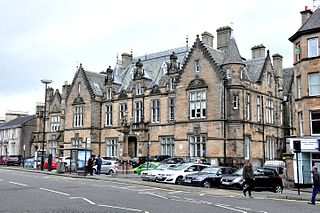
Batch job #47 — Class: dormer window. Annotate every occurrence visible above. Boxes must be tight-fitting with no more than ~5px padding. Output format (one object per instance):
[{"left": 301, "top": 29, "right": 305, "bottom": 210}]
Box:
[
  {"left": 106, "top": 87, "right": 112, "bottom": 100},
  {"left": 135, "top": 83, "right": 143, "bottom": 95},
  {"left": 194, "top": 59, "right": 200, "bottom": 73},
  {"left": 170, "top": 77, "right": 177, "bottom": 90},
  {"left": 308, "top": 37, "right": 319, "bottom": 58}
]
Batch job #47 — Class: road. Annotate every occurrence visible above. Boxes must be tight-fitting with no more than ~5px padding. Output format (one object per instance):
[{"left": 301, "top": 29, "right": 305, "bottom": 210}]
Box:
[{"left": 0, "top": 169, "right": 317, "bottom": 213}]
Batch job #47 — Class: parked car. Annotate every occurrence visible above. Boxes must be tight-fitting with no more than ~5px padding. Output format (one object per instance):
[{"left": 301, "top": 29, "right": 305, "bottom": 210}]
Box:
[
  {"left": 151, "top": 155, "right": 170, "bottom": 162},
  {"left": 220, "top": 167, "right": 283, "bottom": 193},
  {"left": 44, "top": 157, "right": 60, "bottom": 169},
  {"left": 161, "top": 157, "right": 184, "bottom": 164},
  {"left": 6, "top": 155, "right": 22, "bottom": 166},
  {"left": 0, "top": 156, "right": 7, "bottom": 165},
  {"left": 93, "top": 159, "right": 119, "bottom": 175},
  {"left": 141, "top": 164, "right": 177, "bottom": 181},
  {"left": 130, "top": 156, "right": 149, "bottom": 168},
  {"left": 182, "top": 166, "right": 236, "bottom": 188},
  {"left": 156, "top": 163, "right": 209, "bottom": 184},
  {"left": 133, "top": 162, "right": 161, "bottom": 175}
]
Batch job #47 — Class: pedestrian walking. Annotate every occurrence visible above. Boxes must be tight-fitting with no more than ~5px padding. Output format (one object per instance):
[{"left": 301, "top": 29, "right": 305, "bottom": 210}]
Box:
[
  {"left": 96, "top": 155, "right": 102, "bottom": 175},
  {"left": 243, "top": 159, "right": 254, "bottom": 198},
  {"left": 308, "top": 166, "right": 320, "bottom": 205},
  {"left": 87, "top": 157, "right": 94, "bottom": 176}
]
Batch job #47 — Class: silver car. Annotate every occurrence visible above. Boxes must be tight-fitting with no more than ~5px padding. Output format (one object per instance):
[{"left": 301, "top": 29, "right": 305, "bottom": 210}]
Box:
[{"left": 93, "top": 159, "right": 119, "bottom": 175}]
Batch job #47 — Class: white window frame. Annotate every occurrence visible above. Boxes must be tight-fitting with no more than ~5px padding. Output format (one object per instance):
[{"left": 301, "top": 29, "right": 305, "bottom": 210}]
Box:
[
  {"left": 266, "top": 138, "right": 275, "bottom": 160},
  {"left": 257, "top": 96, "right": 261, "bottom": 122},
  {"left": 245, "top": 94, "right": 251, "bottom": 120},
  {"left": 310, "top": 110, "right": 320, "bottom": 135},
  {"left": 189, "top": 135, "right": 206, "bottom": 158},
  {"left": 134, "top": 101, "right": 142, "bottom": 123},
  {"left": 151, "top": 99, "right": 160, "bottom": 124},
  {"left": 297, "top": 76, "right": 302, "bottom": 99},
  {"left": 170, "top": 77, "right": 176, "bottom": 90},
  {"left": 106, "top": 139, "right": 118, "bottom": 157},
  {"left": 266, "top": 99, "right": 274, "bottom": 124},
  {"left": 106, "top": 87, "right": 112, "bottom": 100},
  {"left": 298, "top": 111, "right": 304, "bottom": 136},
  {"left": 72, "top": 138, "right": 83, "bottom": 148},
  {"left": 189, "top": 91, "right": 206, "bottom": 119},
  {"left": 168, "top": 98, "right": 175, "bottom": 122},
  {"left": 119, "top": 103, "right": 127, "bottom": 122},
  {"left": 308, "top": 72, "right": 320, "bottom": 96},
  {"left": 295, "top": 43, "right": 301, "bottom": 62},
  {"left": 50, "top": 116, "right": 60, "bottom": 132},
  {"left": 308, "top": 37, "right": 318, "bottom": 58},
  {"left": 73, "top": 106, "right": 83, "bottom": 127},
  {"left": 160, "top": 137, "right": 174, "bottom": 156},
  {"left": 244, "top": 136, "right": 250, "bottom": 160},
  {"left": 135, "top": 83, "right": 143, "bottom": 95},
  {"left": 105, "top": 105, "right": 112, "bottom": 127},
  {"left": 233, "top": 95, "right": 239, "bottom": 110},
  {"left": 194, "top": 59, "right": 200, "bottom": 73}
]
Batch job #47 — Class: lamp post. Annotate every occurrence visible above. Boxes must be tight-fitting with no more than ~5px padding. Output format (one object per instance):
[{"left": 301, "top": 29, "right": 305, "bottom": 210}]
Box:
[{"left": 40, "top": 79, "right": 52, "bottom": 171}]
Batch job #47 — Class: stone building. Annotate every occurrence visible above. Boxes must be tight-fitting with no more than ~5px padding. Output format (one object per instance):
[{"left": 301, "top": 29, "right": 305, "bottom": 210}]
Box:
[
  {"left": 286, "top": 6, "right": 320, "bottom": 185},
  {"left": 33, "top": 26, "right": 291, "bottom": 167}
]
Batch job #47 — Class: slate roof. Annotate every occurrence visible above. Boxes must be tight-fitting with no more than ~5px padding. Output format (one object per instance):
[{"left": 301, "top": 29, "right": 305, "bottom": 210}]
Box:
[
  {"left": 221, "top": 38, "right": 245, "bottom": 65},
  {"left": 0, "top": 115, "right": 36, "bottom": 130},
  {"left": 244, "top": 58, "right": 266, "bottom": 83},
  {"left": 289, "top": 7, "right": 320, "bottom": 41},
  {"left": 283, "top": 67, "right": 294, "bottom": 97}
]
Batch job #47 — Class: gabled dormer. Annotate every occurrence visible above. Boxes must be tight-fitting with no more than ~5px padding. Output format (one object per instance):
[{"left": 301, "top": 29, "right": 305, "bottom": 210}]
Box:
[
  {"left": 166, "top": 52, "right": 181, "bottom": 91},
  {"left": 101, "top": 66, "right": 115, "bottom": 101},
  {"left": 132, "top": 59, "right": 146, "bottom": 96}
]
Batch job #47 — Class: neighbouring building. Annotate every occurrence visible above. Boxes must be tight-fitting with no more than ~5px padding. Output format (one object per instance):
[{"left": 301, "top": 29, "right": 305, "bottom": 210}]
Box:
[
  {"left": 287, "top": 6, "right": 320, "bottom": 185},
  {"left": 33, "top": 26, "right": 292, "bottom": 168},
  {"left": 0, "top": 115, "right": 36, "bottom": 158}
]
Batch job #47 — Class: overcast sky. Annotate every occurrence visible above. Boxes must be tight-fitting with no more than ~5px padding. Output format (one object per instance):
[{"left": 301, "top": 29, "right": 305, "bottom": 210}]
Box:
[{"left": 0, "top": 0, "right": 316, "bottom": 118}]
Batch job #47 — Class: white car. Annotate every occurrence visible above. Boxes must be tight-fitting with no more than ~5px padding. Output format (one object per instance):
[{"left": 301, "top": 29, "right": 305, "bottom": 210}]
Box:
[
  {"left": 141, "top": 164, "right": 177, "bottom": 181},
  {"left": 156, "top": 163, "right": 209, "bottom": 184},
  {"left": 93, "top": 159, "right": 119, "bottom": 175}
]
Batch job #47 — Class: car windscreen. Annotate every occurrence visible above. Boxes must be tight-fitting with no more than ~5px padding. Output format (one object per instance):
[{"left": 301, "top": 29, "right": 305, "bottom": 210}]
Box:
[
  {"left": 155, "top": 164, "right": 170, "bottom": 170},
  {"left": 233, "top": 168, "right": 243, "bottom": 175},
  {"left": 201, "top": 167, "right": 220, "bottom": 174},
  {"left": 171, "top": 164, "right": 189, "bottom": 171}
]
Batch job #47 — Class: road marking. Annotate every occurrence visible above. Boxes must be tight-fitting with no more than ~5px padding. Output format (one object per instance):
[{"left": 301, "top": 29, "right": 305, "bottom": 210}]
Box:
[
  {"left": 139, "top": 191, "right": 168, "bottom": 199},
  {"left": 98, "top": 204, "right": 146, "bottom": 212},
  {"left": 168, "top": 191, "right": 182, "bottom": 194},
  {"left": 0, "top": 179, "right": 3, "bottom": 181},
  {"left": 215, "top": 204, "right": 247, "bottom": 213},
  {"left": 9, "top": 181, "right": 28, "bottom": 187},
  {"left": 70, "top": 197, "right": 95, "bottom": 205},
  {"left": 40, "top": 188, "right": 70, "bottom": 196}
]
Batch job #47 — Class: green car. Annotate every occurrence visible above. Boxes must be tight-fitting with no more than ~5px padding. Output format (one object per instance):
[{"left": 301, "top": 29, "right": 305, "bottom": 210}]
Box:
[{"left": 133, "top": 162, "right": 161, "bottom": 175}]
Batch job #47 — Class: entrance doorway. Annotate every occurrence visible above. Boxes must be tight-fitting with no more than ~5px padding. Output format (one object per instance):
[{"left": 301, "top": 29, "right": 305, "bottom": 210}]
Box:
[{"left": 128, "top": 136, "right": 137, "bottom": 158}]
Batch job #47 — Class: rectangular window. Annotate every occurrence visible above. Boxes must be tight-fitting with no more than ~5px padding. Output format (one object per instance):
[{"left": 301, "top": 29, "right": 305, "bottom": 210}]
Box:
[
  {"left": 194, "top": 59, "right": 200, "bottom": 72},
  {"left": 308, "top": 37, "right": 318, "bottom": 58},
  {"left": 73, "top": 106, "right": 83, "bottom": 127},
  {"left": 279, "top": 103, "right": 283, "bottom": 126},
  {"left": 295, "top": 43, "right": 301, "bottom": 62},
  {"left": 310, "top": 111, "right": 320, "bottom": 135},
  {"left": 106, "top": 139, "right": 117, "bottom": 157},
  {"left": 245, "top": 93, "right": 251, "bottom": 120},
  {"left": 244, "top": 136, "right": 250, "bottom": 160},
  {"left": 151, "top": 99, "right": 160, "bottom": 123},
  {"left": 257, "top": 96, "right": 261, "bottom": 122},
  {"left": 72, "top": 138, "right": 83, "bottom": 148},
  {"left": 78, "top": 82, "right": 81, "bottom": 95},
  {"left": 308, "top": 72, "right": 320, "bottom": 96},
  {"left": 105, "top": 105, "right": 112, "bottom": 126},
  {"left": 298, "top": 111, "right": 304, "bottom": 136},
  {"left": 160, "top": 137, "right": 174, "bottom": 156},
  {"left": 189, "top": 91, "right": 206, "bottom": 119},
  {"left": 226, "top": 69, "right": 232, "bottom": 79},
  {"left": 50, "top": 116, "right": 60, "bottom": 132},
  {"left": 119, "top": 103, "right": 127, "bottom": 122},
  {"left": 135, "top": 83, "right": 143, "bottom": 95},
  {"left": 106, "top": 87, "right": 112, "bottom": 100},
  {"left": 267, "top": 138, "right": 275, "bottom": 160},
  {"left": 168, "top": 98, "right": 175, "bottom": 122},
  {"left": 134, "top": 101, "right": 142, "bottom": 123},
  {"left": 233, "top": 95, "right": 239, "bottom": 110},
  {"left": 266, "top": 99, "right": 274, "bottom": 124},
  {"left": 189, "top": 135, "right": 206, "bottom": 158},
  {"left": 297, "top": 76, "right": 302, "bottom": 98},
  {"left": 170, "top": 77, "right": 177, "bottom": 90}
]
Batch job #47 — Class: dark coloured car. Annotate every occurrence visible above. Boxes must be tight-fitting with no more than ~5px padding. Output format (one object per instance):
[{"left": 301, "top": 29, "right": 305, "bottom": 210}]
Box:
[
  {"left": 220, "top": 167, "right": 283, "bottom": 193},
  {"left": 152, "top": 155, "right": 170, "bottom": 162},
  {"left": 183, "top": 166, "right": 236, "bottom": 188},
  {"left": 161, "top": 157, "right": 184, "bottom": 164},
  {"left": 130, "top": 156, "right": 149, "bottom": 168},
  {"left": 6, "top": 155, "right": 22, "bottom": 166}
]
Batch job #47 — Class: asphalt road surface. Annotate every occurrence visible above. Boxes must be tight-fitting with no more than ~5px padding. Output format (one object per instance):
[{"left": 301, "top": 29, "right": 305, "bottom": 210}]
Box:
[{"left": 0, "top": 169, "right": 318, "bottom": 213}]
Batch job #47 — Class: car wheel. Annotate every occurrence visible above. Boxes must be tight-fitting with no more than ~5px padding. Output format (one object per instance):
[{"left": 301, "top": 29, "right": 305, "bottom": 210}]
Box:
[
  {"left": 108, "top": 170, "right": 115, "bottom": 175},
  {"left": 175, "top": 176, "right": 183, "bottom": 185},
  {"left": 203, "top": 180, "right": 211, "bottom": 188},
  {"left": 274, "top": 185, "right": 283, "bottom": 193}
]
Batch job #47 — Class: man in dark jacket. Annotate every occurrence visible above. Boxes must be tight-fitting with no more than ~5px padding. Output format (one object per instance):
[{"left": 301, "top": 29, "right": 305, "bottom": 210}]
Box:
[
  {"left": 243, "top": 159, "right": 254, "bottom": 198},
  {"left": 308, "top": 166, "right": 320, "bottom": 205}
]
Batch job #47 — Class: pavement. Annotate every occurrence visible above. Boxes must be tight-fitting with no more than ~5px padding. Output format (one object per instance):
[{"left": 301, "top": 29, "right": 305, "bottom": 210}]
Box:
[{"left": 1, "top": 166, "right": 319, "bottom": 204}]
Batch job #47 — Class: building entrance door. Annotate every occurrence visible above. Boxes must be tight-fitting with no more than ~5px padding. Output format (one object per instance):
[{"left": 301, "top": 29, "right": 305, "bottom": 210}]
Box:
[{"left": 128, "top": 136, "right": 137, "bottom": 158}]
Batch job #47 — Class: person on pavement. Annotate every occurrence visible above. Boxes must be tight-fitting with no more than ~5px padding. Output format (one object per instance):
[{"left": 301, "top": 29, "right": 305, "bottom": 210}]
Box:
[
  {"left": 308, "top": 166, "right": 320, "bottom": 205},
  {"left": 96, "top": 155, "right": 102, "bottom": 175},
  {"left": 87, "top": 157, "right": 94, "bottom": 176},
  {"left": 243, "top": 159, "right": 254, "bottom": 198}
]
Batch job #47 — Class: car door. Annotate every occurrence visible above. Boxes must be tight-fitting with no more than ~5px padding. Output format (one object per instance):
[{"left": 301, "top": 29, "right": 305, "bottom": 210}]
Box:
[{"left": 253, "top": 168, "right": 267, "bottom": 189}]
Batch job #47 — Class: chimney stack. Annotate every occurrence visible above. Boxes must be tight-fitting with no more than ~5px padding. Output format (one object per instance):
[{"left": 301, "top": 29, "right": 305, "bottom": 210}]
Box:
[
  {"left": 216, "top": 26, "right": 232, "bottom": 51},
  {"left": 121, "top": 53, "right": 132, "bottom": 69},
  {"left": 251, "top": 44, "right": 266, "bottom": 59},
  {"left": 300, "top": 6, "right": 313, "bottom": 26},
  {"left": 201, "top": 31, "right": 214, "bottom": 48},
  {"left": 272, "top": 53, "right": 283, "bottom": 78}
]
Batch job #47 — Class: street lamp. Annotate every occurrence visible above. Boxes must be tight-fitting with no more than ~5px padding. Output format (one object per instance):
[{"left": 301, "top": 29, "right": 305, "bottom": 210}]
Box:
[{"left": 40, "top": 79, "right": 52, "bottom": 171}]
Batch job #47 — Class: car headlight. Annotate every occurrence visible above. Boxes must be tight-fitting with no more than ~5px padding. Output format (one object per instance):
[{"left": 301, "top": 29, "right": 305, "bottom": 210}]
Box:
[{"left": 233, "top": 177, "right": 243, "bottom": 183}]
